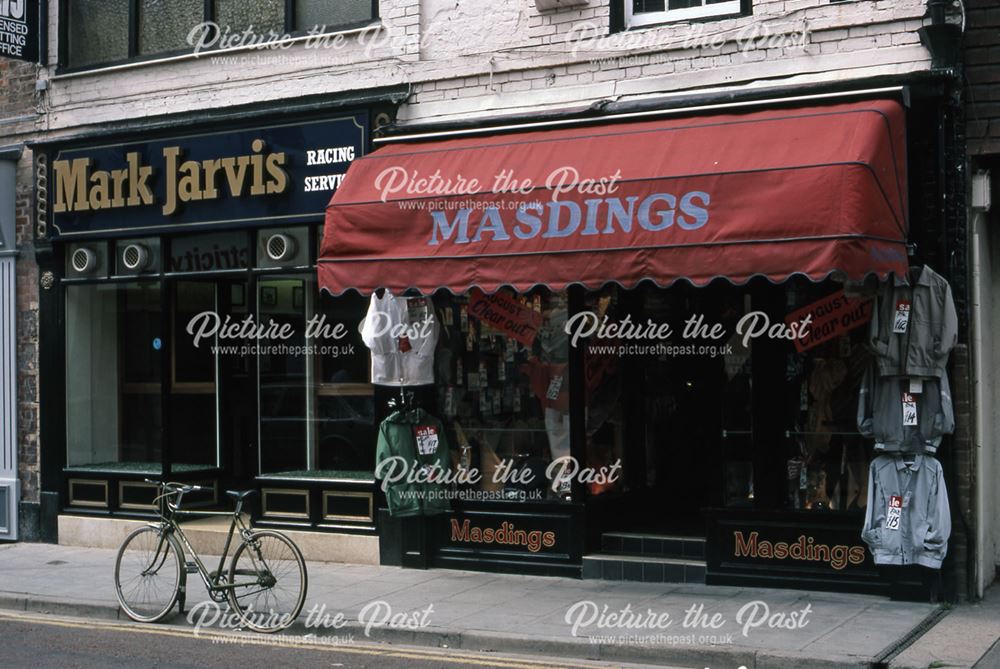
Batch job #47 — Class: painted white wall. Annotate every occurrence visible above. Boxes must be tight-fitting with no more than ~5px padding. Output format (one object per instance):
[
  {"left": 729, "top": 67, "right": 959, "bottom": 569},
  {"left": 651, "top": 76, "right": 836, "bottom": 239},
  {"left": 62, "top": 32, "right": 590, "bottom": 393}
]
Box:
[
  {"left": 419, "top": 0, "right": 531, "bottom": 59},
  {"left": 39, "top": 0, "right": 933, "bottom": 135}
]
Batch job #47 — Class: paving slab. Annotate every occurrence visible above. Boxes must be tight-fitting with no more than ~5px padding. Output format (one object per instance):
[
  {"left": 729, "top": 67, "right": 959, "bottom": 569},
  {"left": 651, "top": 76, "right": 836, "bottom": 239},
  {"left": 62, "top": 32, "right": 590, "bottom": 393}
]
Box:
[
  {"left": 889, "top": 585, "right": 1000, "bottom": 669},
  {"left": 0, "top": 541, "right": 944, "bottom": 668}
]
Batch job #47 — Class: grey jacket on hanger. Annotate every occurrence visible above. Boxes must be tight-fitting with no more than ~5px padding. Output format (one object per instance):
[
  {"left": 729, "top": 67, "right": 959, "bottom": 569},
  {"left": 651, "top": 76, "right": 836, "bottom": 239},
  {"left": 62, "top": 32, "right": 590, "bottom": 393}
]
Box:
[
  {"left": 861, "top": 454, "right": 951, "bottom": 569},
  {"left": 868, "top": 265, "right": 957, "bottom": 379},
  {"left": 857, "top": 365, "right": 954, "bottom": 455}
]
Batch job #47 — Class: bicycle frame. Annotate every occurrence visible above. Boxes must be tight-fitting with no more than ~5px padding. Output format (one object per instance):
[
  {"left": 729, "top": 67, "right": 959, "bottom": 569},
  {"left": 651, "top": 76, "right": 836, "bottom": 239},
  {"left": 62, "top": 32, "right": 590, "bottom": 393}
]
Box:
[
  {"left": 167, "top": 507, "right": 255, "bottom": 594},
  {"left": 143, "top": 486, "right": 272, "bottom": 613}
]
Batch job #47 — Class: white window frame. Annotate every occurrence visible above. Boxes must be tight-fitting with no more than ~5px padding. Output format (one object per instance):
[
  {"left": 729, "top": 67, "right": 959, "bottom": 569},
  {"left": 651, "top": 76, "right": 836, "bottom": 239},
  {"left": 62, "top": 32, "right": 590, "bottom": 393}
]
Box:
[{"left": 625, "top": 0, "right": 743, "bottom": 28}]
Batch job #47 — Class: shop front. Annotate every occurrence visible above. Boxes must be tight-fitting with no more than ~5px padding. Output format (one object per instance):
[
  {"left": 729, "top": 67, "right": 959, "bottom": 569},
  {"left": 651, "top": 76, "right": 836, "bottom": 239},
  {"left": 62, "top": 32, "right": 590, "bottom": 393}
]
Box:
[
  {"left": 319, "top": 96, "right": 957, "bottom": 594},
  {"left": 33, "top": 107, "right": 405, "bottom": 553}
]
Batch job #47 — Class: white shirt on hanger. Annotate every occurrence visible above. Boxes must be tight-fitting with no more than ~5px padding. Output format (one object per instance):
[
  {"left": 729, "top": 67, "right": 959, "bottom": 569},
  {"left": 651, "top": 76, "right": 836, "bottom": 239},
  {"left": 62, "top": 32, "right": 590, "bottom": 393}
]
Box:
[{"left": 360, "top": 290, "right": 439, "bottom": 386}]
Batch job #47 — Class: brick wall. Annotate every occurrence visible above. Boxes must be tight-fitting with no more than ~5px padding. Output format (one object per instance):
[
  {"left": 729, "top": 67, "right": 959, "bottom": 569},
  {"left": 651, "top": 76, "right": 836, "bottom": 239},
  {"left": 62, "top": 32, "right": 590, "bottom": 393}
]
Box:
[
  {"left": 951, "top": 344, "right": 976, "bottom": 600},
  {"left": 0, "top": 59, "right": 40, "bottom": 506},
  {"left": 965, "top": 0, "right": 1000, "bottom": 156},
  {"left": 0, "top": 59, "right": 36, "bottom": 120},
  {"left": 38, "top": 0, "right": 934, "bottom": 133},
  {"left": 14, "top": 153, "right": 38, "bottom": 505}
]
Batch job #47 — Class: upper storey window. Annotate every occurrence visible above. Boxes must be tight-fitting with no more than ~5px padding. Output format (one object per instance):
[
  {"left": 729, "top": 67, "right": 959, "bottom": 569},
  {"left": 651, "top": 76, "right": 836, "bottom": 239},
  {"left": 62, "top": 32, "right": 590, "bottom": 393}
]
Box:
[
  {"left": 62, "top": 0, "right": 377, "bottom": 70},
  {"left": 626, "top": 0, "right": 743, "bottom": 28}
]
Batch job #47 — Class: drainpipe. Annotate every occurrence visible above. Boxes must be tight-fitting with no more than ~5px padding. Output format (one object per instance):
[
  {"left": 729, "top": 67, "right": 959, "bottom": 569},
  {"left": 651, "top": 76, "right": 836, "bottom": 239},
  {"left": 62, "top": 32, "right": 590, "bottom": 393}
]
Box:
[
  {"left": 970, "top": 172, "right": 993, "bottom": 599},
  {"left": 918, "top": 0, "right": 963, "bottom": 70}
]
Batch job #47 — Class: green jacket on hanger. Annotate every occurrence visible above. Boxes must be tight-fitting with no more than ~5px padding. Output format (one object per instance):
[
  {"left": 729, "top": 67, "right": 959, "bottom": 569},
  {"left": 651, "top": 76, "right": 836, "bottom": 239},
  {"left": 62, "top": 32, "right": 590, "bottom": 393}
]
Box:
[{"left": 376, "top": 407, "right": 452, "bottom": 517}]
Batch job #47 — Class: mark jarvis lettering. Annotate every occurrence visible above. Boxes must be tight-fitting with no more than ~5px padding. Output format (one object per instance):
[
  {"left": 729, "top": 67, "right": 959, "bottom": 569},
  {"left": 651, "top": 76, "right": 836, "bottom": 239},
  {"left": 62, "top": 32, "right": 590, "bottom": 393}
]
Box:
[
  {"left": 52, "top": 139, "right": 289, "bottom": 216},
  {"left": 733, "top": 531, "right": 866, "bottom": 571}
]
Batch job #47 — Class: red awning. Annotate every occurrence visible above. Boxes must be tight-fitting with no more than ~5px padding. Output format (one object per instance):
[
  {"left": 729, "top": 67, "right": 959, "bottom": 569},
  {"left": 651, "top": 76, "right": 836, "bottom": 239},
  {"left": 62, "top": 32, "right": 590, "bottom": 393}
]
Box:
[{"left": 319, "top": 100, "right": 908, "bottom": 295}]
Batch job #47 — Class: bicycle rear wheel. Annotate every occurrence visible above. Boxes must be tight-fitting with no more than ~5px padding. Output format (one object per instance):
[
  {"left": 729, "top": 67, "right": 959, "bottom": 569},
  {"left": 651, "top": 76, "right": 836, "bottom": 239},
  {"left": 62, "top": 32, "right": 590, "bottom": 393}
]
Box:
[
  {"left": 115, "top": 525, "right": 183, "bottom": 623},
  {"left": 228, "top": 530, "right": 307, "bottom": 633}
]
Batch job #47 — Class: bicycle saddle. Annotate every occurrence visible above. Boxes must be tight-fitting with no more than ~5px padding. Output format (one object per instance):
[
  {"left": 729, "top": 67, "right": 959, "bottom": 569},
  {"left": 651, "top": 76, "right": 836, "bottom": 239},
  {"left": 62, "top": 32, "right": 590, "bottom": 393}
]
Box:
[{"left": 226, "top": 489, "right": 258, "bottom": 501}]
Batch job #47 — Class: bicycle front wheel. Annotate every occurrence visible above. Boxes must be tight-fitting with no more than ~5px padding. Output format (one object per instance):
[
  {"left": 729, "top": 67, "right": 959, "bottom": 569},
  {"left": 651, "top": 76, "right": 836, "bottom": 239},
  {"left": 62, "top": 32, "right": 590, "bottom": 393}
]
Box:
[
  {"left": 115, "top": 525, "right": 182, "bottom": 623},
  {"left": 228, "top": 530, "right": 307, "bottom": 633}
]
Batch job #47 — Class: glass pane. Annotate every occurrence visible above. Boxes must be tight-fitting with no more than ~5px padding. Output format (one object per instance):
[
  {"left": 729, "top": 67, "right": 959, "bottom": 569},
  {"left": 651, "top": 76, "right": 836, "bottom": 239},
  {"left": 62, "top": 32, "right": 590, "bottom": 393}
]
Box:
[
  {"left": 634, "top": 0, "right": 666, "bottom": 12},
  {"left": 432, "top": 288, "right": 571, "bottom": 503},
  {"left": 295, "top": 0, "right": 373, "bottom": 30},
  {"left": 170, "top": 281, "right": 218, "bottom": 469},
  {"left": 259, "top": 276, "right": 309, "bottom": 474},
  {"left": 139, "top": 0, "right": 204, "bottom": 55},
  {"left": 582, "top": 287, "right": 624, "bottom": 500},
  {"left": 174, "top": 282, "right": 216, "bottom": 384},
  {"left": 66, "top": 283, "right": 163, "bottom": 472},
  {"left": 783, "top": 279, "right": 873, "bottom": 512},
  {"left": 215, "top": 0, "right": 284, "bottom": 35},
  {"left": 68, "top": 0, "right": 129, "bottom": 67},
  {"left": 169, "top": 231, "right": 250, "bottom": 273},
  {"left": 668, "top": 0, "right": 702, "bottom": 9},
  {"left": 316, "top": 290, "right": 375, "bottom": 474}
]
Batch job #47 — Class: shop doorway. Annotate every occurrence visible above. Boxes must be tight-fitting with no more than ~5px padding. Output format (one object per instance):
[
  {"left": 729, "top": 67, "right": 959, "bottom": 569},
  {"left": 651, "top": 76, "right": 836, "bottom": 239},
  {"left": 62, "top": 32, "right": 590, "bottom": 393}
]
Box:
[
  {"left": 585, "top": 282, "right": 755, "bottom": 537},
  {"left": 168, "top": 278, "right": 255, "bottom": 489}
]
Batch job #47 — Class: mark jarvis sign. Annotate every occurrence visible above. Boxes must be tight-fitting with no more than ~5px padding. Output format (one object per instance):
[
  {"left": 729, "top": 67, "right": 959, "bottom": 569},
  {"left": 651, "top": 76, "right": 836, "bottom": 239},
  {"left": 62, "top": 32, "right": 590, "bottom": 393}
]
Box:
[
  {"left": 47, "top": 116, "right": 367, "bottom": 238},
  {"left": 54, "top": 140, "right": 288, "bottom": 216}
]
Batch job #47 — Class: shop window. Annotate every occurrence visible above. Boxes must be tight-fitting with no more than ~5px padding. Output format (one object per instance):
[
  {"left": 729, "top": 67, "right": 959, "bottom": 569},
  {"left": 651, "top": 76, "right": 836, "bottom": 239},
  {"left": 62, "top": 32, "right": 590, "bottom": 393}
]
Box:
[
  {"left": 66, "top": 283, "right": 163, "bottom": 472},
  {"left": 626, "top": 0, "right": 744, "bottom": 28},
  {"left": 258, "top": 277, "right": 375, "bottom": 478},
  {"left": 781, "top": 279, "right": 873, "bottom": 513},
  {"left": 433, "top": 288, "right": 572, "bottom": 504},
  {"left": 61, "top": 0, "right": 378, "bottom": 69}
]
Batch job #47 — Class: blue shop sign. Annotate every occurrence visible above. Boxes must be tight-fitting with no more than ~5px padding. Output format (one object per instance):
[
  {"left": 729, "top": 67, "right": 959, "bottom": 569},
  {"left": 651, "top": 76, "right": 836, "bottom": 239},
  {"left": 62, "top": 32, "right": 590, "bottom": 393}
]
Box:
[{"left": 49, "top": 115, "right": 367, "bottom": 238}]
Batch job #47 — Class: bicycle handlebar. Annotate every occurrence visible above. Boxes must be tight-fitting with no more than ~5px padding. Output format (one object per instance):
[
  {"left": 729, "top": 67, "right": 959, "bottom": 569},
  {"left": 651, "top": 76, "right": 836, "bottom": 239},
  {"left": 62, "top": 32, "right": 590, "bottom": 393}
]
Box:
[
  {"left": 143, "top": 479, "right": 205, "bottom": 494},
  {"left": 144, "top": 480, "right": 206, "bottom": 514}
]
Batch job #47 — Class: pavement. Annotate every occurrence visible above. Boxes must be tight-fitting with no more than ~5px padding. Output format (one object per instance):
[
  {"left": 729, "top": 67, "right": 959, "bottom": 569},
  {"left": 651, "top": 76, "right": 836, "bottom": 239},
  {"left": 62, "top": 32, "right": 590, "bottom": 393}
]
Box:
[
  {"left": 888, "top": 584, "right": 1000, "bottom": 669},
  {"left": 0, "top": 541, "right": 990, "bottom": 669}
]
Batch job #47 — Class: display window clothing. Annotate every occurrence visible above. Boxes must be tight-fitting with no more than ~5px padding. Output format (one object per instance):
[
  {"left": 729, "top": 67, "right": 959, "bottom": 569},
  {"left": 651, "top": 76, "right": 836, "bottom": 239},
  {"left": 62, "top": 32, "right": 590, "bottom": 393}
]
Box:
[
  {"left": 375, "top": 407, "right": 452, "bottom": 517},
  {"left": 519, "top": 359, "right": 569, "bottom": 413},
  {"left": 361, "top": 291, "right": 440, "bottom": 385},
  {"left": 861, "top": 454, "right": 951, "bottom": 569},
  {"left": 867, "top": 265, "right": 957, "bottom": 379},
  {"left": 857, "top": 366, "right": 954, "bottom": 455}
]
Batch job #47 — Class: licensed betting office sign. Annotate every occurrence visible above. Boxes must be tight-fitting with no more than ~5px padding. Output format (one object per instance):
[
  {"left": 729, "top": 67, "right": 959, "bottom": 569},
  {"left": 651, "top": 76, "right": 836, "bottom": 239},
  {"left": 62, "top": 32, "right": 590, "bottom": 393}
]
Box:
[{"left": 0, "top": 0, "right": 40, "bottom": 63}]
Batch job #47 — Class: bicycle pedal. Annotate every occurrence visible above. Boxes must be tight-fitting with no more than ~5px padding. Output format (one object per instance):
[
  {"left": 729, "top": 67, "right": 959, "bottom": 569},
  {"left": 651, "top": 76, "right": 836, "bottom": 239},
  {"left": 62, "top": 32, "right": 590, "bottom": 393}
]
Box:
[{"left": 185, "top": 561, "right": 198, "bottom": 574}]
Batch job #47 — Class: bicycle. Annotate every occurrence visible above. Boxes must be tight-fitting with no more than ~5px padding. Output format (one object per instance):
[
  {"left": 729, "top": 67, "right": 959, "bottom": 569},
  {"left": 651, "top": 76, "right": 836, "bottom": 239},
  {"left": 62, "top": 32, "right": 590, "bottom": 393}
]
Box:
[{"left": 113, "top": 480, "right": 308, "bottom": 633}]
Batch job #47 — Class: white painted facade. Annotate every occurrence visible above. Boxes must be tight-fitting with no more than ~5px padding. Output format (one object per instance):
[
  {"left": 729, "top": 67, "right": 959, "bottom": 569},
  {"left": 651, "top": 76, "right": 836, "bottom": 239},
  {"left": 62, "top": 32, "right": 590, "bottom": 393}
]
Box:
[{"left": 39, "top": 0, "right": 934, "bottom": 135}]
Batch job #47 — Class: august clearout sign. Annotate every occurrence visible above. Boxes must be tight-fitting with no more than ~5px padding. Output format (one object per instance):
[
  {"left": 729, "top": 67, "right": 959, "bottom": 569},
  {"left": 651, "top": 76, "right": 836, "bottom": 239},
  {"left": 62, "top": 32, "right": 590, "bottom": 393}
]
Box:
[{"left": 0, "top": 0, "right": 39, "bottom": 63}]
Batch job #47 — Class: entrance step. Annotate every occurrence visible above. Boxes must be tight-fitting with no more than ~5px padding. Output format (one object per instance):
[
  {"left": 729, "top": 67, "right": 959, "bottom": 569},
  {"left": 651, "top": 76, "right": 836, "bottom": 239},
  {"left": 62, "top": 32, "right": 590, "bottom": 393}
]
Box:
[
  {"left": 581, "top": 553, "right": 707, "bottom": 584},
  {"left": 584, "top": 532, "right": 707, "bottom": 584},
  {"left": 600, "top": 532, "right": 706, "bottom": 560}
]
